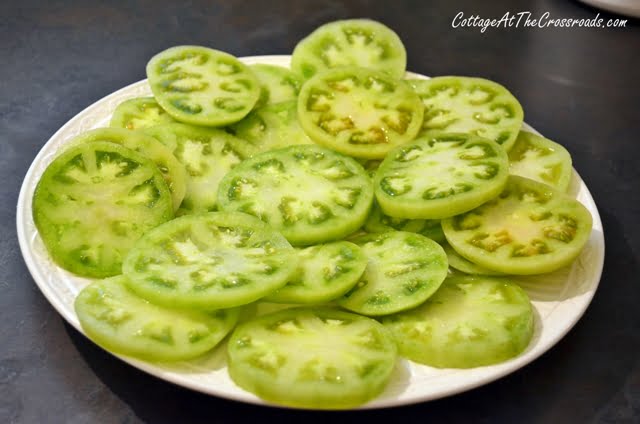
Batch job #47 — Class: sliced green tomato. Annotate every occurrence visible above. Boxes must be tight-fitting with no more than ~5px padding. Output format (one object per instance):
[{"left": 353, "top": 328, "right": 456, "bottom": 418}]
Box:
[
  {"left": 508, "top": 130, "right": 573, "bottom": 192},
  {"left": 374, "top": 133, "right": 509, "bottom": 220},
  {"left": 217, "top": 144, "right": 374, "bottom": 246},
  {"left": 33, "top": 141, "right": 173, "bottom": 278},
  {"left": 365, "top": 201, "right": 445, "bottom": 243},
  {"left": 123, "top": 212, "right": 296, "bottom": 310},
  {"left": 265, "top": 241, "right": 367, "bottom": 304},
  {"left": 144, "top": 123, "right": 251, "bottom": 214},
  {"left": 227, "top": 307, "right": 397, "bottom": 409},
  {"left": 442, "top": 175, "right": 593, "bottom": 275},
  {"left": 146, "top": 46, "right": 260, "bottom": 126},
  {"left": 75, "top": 275, "right": 239, "bottom": 362},
  {"left": 338, "top": 231, "right": 448, "bottom": 316},
  {"left": 443, "top": 243, "right": 505, "bottom": 276},
  {"left": 381, "top": 275, "right": 534, "bottom": 368},
  {"left": 109, "top": 97, "right": 177, "bottom": 130},
  {"left": 250, "top": 64, "right": 303, "bottom": 107},
  {"left": 291, "top": 19, "right": 407, "bottom": 80},
  {"left": 228, "top": 100, "right": 314, "bottom": 156},
  {"left": 297, "top": 66, "right": 424, "bottom": 159},
  {"left": 409, "top": 76, "right": 524, "bottom": 151},
  {"left": 69, "top": 127, "right": 187, "bottom": 211}
]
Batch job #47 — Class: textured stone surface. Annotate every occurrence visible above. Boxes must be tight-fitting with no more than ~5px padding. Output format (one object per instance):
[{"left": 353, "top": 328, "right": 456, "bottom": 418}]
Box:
[{"left": 1, "top": 0, "right": 639, "bottom": 422}]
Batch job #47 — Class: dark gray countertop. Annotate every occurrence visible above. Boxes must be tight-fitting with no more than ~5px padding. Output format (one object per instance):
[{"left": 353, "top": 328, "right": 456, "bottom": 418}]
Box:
[{"left": 1, "top": 0, "right": 639, "bottom": 422}]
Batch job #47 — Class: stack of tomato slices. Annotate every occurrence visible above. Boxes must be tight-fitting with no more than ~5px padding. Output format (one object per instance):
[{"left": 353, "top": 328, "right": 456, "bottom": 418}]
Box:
[{"left": 32, "top": 19, "right": 592, "bottom": 409}]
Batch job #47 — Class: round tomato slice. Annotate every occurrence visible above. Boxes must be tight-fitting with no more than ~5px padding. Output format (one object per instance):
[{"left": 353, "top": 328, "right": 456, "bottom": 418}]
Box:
[
  {"left": 75, "top": 275, "right": 239, "bottom": 362},
  {"left": 146, "top": 46, "right": 260, "bottom": 126},
  {"left": 409, "top": 76, "right": 524, "bottom": 151},
  {"left": 374, "top": 132, "right": 509, "bottom": 219},
  {"left": 227, "top": 307, "right": 397, "bottom": 409},
  {"left": 381, "top": 275, "right": 534, "bottom": 368},
  {"left": 291, "top": 19, "right": 407, "bottom": 80},
  {"left": 250, "top": 64, "right": 303, "bottom": 107},
  {"left": 123, "top": 212, "right": 296, "bottom": 310},
  {"left": 364, "top": 201, "right": 445, "bottom": 243},
  {"left": 297, "top": 66, "right": 424, "bottom": 159},
  {"left": 228, "top": 100, "right": 314, "bottom": 156},
  {"left": 338, "top": 231, "right": 448, "bottom": 316},
  {"left": 69, "top": 127, "right": 187, "bottom": 212},
  {"left": 33, "top": 141, "right": 173, "bottom": 278},
  {"left": 265, "top": 241, "right": 367, "bottom": 304},
  {"left": 109, "top": 97, "right": 177, "bottom": 130},
  {"left": 508, "top": 130, "right": 573, "bottom": 192},
  {"left": 144, "top": 123, "right": 251, "bottom": 214},
  {"left": 442, "top": 175, "right": 593, "bottom": 275},
  {"left": 217, "top": 144, "right": 374, "bottom": 246}
]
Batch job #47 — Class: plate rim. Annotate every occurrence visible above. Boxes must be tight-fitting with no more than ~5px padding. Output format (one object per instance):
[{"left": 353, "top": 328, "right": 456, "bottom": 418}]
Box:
[{"left": 16, "top": 54, "right": 605, "bottom": 410}]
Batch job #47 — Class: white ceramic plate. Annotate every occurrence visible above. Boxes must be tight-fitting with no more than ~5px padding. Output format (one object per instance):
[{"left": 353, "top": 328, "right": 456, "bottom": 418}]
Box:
[{"left": 16, "top": 55, "right": 605, "bottom": 409}]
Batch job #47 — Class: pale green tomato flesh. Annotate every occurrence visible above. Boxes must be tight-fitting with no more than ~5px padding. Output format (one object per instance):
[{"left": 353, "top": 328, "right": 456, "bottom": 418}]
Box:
[
  {"left": 409, "top": 77, "right": 524, "bottom": 151},
  {"left": 297, "top": 66, "right": 424, "bottom": 159},
  {"left": 374, "top": 133, "right": 509, "bottom": 220},
  {"left": 381, "top": 275, "right": 534, "bottom": 368},
  {"left": 442, "top": 175, "right": 593, "bottom": 275},
  {"left": 146, "top": 46, "right": 260, "bottom": 126},
  {"left": 123, "top": 212, "right": 296, "bottom": 310},
  {"left": 291, "top": 19, "right": 407, "bottom": 80},
  {"left": 250, "top": 64, "right": 302, "bottom": 106},
  {"left": 443, "top": 243, "right": 505, "bottom": 276},
  {"left": 109, "top": 97, "right": 177, "bottom": 130},
  {"left": 75, "top": 275, "right": 239, "bottom": 361},
  {"left": 265, "top": 241, "right": 367, "bottom": 304},
  {"left": 145, "top": 123, "right": 251, "bottom": 214},
  {"left": 508, "top": 130, "right": 573, "bottom": 192},
  {"left": 227, "top": 307, "right": 397, "bottom": 409},
  {"left": 228, "top": 100, "right": 314, "bottom": 156},
  {"left": 33, "top": 142, "right": 173, "bottom": 278},
  {"left": 338, "top": 231, "right": 448, "bottom": 316},
  {"left": 365, "top": 201, "right": 445, "bottom": 243},
  {"left": 217, "top": 144, "right": 374, "bottom": 246},
  {"left": 69, "top": 127, "right": 187, "bottom": 212}
]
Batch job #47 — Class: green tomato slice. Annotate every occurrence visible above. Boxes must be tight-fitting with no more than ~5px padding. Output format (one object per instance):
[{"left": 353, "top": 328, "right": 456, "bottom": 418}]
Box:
[
  {"left": 291, "top": 19, "right": 407, "bottom": 80},
  {"left": 33, "top": 141, "right": 173, "bottom": 278},
  {"left": 228, "top": 100, "right": 314, "bottom": 156},
  {"left": 374, "top": 133, "right": 509, "bottom": 219},
  {"left": 109, "top": 97, "right": 177, "bottom": 130},
  {"left": 409, "top": 76, "right": 524, "bottom": 151},
  {"left": 227, "top": 307, "right": 397, "bottom": 409},
  {"left": 146, "top": 46, "right": 260, "bottom": 126},
  {"left": 250, "top": 64, "right": 303, "bottom": 107},
  {"left": 443, "top": 243, "right": 505, "bottom": 276},
  {"left": 442, "top": 175, "right": 593, "bottom": 275},
  {"left": 123, "top": 212, "right": 296, "bottom": 310},
  {"left": 381, "top": 275, "right": 534, "bottom": 368},
  {"left": 75, "top": 275, "right": 239, "bottom": 362},
  {"left": 217, "top": 144, "right": 374, "bottom": 246},
  {"left": 69, "top": 127, "right": 187, "bottom": 212},
  {"left": 338, "top": 231, "right": 448, "bottom": 316},
  {"left": 508, "top": 130, "right": 573, "bottom": 192},
  {"left": 297, "top": 66, "right": 424, "bottom": 159},
  {"left": 265, "top": 241, "right": 367, "bottom": 304},
  {"left": 365, "top": 201, "right": 445, "bottom": 243},
  {"left": 144, "top": 123, "right": 251, "bottom": 214}
]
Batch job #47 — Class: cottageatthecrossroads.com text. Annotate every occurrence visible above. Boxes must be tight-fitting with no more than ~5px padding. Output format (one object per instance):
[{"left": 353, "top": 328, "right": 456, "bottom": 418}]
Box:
[{"left": 452, "top": 11, "right": 627, "bottom": 33}]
